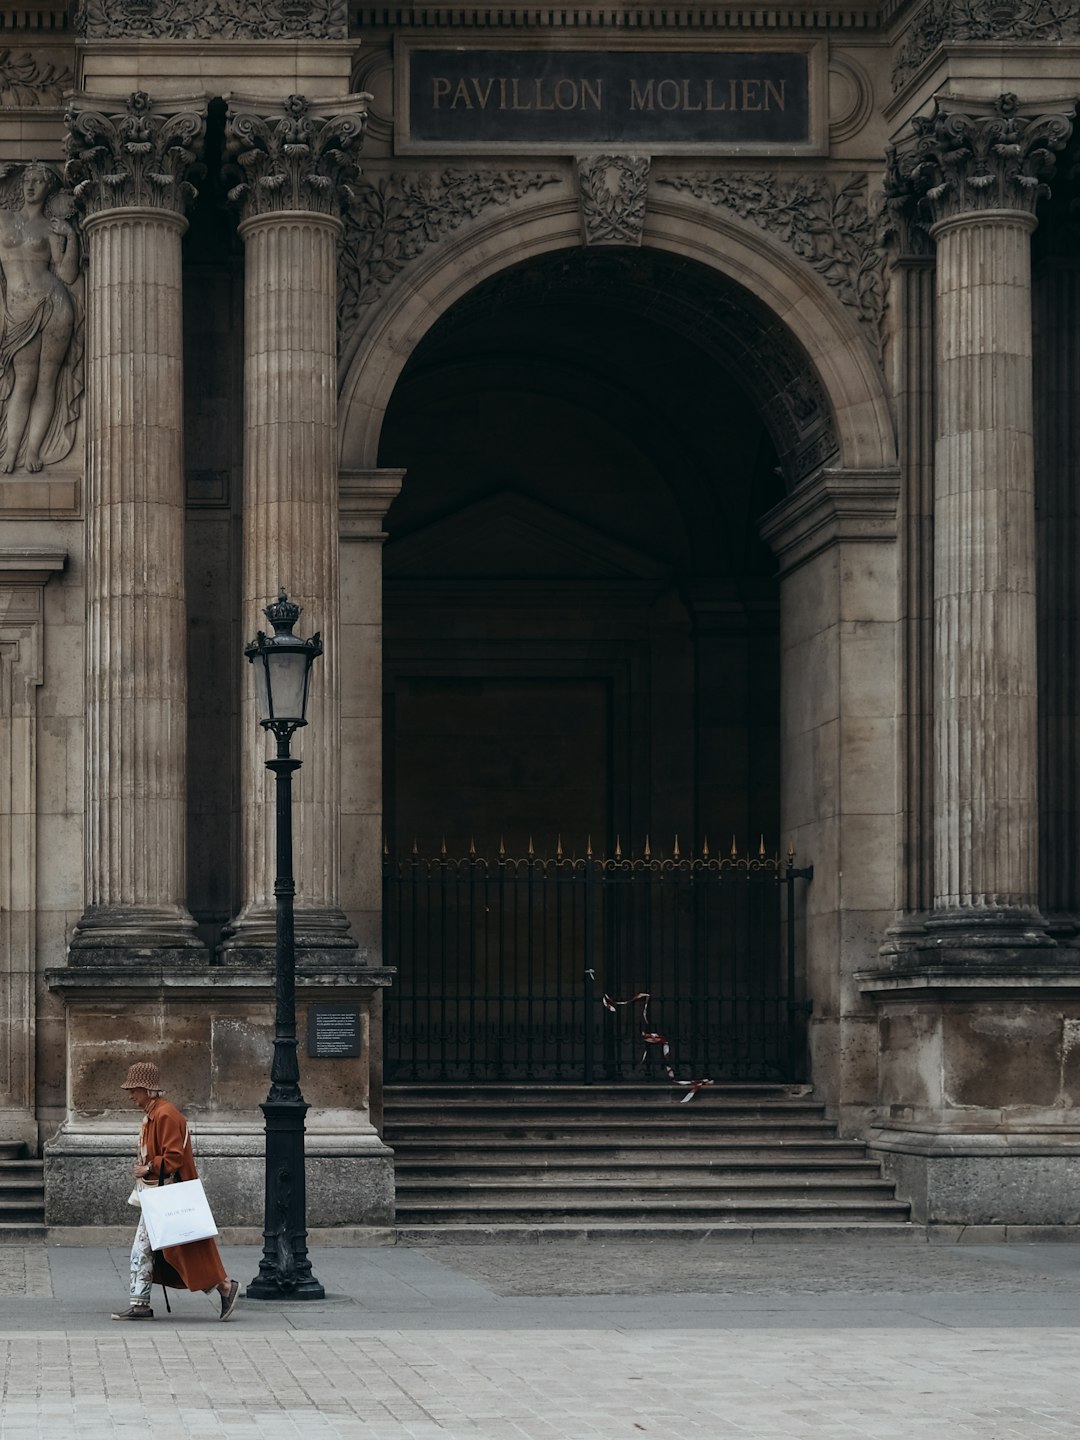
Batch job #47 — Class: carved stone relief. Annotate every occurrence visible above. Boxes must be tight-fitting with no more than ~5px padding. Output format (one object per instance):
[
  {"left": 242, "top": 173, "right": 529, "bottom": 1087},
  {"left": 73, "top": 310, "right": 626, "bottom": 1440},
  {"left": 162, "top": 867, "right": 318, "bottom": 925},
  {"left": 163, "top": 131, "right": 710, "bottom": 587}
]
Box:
[
  {"left": 76, "top": 0, "right": 347, "bottom": 40},
  {"left": 576, "top": 156, "right": 650, "bottom": 246},
  {"left": 0, "top": 163, "right": 83, "bottom": 474},
  {"left": 892, "top": 0, "right": 1080, "bottom": 93},
  {"left": 337, "top": 169, "right": 561, "bottom": 351},
  {"left": 65, "top": 91, "right": 207, "bottom": 217},
  {"left": 224, "top": 93, "right": 369, "bottom": 223},
  {"left": 657, "top": 171, "right": 886, "bottom": 350},
  {"left": 887, "top": 93, "right": 1073, "bottom": 228},
  {"left": 0, "top": 50, "right": 74, "bottom": 108}
]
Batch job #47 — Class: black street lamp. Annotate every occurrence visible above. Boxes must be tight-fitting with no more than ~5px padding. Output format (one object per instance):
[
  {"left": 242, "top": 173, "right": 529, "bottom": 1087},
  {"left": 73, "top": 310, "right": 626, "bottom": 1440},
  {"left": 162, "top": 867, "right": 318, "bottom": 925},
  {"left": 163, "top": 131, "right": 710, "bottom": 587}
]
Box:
[{"left": 244, "top": 590, "right": 325, "bottom": 1301}]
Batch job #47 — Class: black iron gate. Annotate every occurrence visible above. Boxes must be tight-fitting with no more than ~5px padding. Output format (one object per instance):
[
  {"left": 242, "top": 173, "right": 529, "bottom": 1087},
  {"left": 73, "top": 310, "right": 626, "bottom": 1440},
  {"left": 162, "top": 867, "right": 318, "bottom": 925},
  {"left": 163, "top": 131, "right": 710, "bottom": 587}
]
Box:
[{"left": 383, "top": 841, "right": 813, "bottom": 1083}]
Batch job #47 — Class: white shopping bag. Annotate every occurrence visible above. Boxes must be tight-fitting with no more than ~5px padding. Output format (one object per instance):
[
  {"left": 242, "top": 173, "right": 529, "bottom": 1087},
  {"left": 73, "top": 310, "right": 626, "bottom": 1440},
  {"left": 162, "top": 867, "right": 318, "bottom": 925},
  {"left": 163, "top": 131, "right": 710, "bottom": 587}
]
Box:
[{"left": 139, "top": 1177, "right": 219, "bottom": 1251}]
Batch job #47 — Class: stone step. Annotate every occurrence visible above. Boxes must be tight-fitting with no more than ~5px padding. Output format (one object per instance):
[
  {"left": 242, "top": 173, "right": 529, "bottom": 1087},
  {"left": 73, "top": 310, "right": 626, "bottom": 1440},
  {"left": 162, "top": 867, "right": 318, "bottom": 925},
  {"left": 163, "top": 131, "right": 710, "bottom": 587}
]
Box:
[
  {"left": 384, "top": 1083, "right": 911, "bottom": 1235},
  {"left": 394, "top": 1158, "right": 885, "bottom": 1180},
  {"left": 0, "top": 1223, "right": 47, "bottom": 1244},
  {"left": 0, "top": 1177, "right": 47, "bottom": 1193},
  {"left": 396, "top": 1221, "right": 925, "bottom": 1245},
  {"left": 396, "top": 1198, "right": 913, "bottom": 1224},
  {"left": 0, "top": 1142, "right": 28, "bottom": 1161},
  {"left": 386, "top": 1121, "right": 840, "bottom": 1143},
  {"left": 388, "top": 1084, "right": 808, "bottom": 1100},
  {"left": 397, "top": 1180, "right": 900, "bottom": 1203},
  {"left": 390, "top": 1138, "right": 871, "bottom": 1160}
]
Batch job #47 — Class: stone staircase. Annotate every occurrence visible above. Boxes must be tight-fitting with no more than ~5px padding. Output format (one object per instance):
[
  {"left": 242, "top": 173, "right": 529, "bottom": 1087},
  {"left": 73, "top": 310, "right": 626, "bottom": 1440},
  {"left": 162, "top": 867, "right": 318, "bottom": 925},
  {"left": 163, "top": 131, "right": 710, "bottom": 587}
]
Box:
[
  {"left": 0, "top": 1141, "right": 45, "bottom": 1238},
  {"left": 385, "top": 1083, "right": 920, "bottom": 1241}
]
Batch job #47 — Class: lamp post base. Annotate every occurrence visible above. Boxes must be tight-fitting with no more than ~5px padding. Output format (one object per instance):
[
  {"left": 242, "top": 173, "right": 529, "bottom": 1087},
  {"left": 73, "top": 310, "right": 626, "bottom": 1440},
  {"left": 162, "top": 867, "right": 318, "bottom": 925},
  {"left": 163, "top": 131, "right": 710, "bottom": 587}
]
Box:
[{"left": 245, "top": 1097, "right": 325, "bottom": 1301}]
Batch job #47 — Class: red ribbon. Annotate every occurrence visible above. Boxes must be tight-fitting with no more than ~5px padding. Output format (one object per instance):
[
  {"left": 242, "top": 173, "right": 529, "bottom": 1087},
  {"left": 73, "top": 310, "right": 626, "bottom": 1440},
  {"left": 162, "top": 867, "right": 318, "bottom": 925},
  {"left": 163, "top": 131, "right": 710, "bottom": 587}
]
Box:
[{"left": 602, "top": 990, "right": 715, "bottom": 1102}]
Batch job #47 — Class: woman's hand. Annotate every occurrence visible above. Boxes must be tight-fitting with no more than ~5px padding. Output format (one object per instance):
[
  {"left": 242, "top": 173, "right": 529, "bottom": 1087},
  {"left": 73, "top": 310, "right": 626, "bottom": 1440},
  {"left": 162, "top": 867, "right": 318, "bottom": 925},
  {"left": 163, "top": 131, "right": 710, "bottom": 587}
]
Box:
[{"left": 132, "top": 1162, "right": 151, "bottom": 1179}]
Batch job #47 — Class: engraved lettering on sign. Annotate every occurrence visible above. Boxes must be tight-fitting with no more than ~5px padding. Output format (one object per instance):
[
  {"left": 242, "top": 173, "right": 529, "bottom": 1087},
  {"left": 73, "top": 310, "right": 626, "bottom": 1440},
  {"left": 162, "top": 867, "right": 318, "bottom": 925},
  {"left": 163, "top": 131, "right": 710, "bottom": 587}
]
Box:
[{"left": 408, "top": 49, "right": 811, "bottom": 148}]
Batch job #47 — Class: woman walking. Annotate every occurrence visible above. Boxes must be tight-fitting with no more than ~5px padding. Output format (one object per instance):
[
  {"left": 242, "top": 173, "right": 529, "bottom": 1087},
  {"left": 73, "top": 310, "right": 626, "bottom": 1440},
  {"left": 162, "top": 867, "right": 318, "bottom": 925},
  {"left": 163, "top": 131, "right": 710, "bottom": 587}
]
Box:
[{"left": 112, "top": 1061, "right": 241, "bottom": 1322}]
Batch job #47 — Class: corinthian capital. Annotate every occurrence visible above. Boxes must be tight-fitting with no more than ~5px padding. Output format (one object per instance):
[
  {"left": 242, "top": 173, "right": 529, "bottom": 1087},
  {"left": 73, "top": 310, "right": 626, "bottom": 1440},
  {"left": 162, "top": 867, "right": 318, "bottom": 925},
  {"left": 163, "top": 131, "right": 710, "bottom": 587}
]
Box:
[
  {"left": 224, "top": 92, "right": 369, "bottom": 224},
  {"left": 890, "top": 92, "right": 1073, "bottom": 229},
  {"left": 64, "top": 90, "right": 207, "bottom": 218}
]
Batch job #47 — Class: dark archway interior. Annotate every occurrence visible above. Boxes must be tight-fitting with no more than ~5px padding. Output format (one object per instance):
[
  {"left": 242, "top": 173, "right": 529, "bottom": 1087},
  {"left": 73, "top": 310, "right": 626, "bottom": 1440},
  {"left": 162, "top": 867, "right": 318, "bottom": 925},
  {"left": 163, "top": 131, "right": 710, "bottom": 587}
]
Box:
[{"left": 378, "top": 246, "right": 789, "bottom": 862}]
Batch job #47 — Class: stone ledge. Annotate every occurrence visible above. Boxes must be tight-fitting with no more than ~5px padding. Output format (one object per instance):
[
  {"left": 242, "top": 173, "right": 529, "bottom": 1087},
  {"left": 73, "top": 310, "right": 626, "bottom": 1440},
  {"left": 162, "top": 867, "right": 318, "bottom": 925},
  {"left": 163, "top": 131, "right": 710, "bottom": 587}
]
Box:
[
  {"left": 46, "top": 965, "right": 396, "bottom": 994},
  {"left": 857, "top": 963, "right": 1080, "bottom": 996},
  {"left": 868, "top": 1128, "right": 1080, "bottom": 1157}
]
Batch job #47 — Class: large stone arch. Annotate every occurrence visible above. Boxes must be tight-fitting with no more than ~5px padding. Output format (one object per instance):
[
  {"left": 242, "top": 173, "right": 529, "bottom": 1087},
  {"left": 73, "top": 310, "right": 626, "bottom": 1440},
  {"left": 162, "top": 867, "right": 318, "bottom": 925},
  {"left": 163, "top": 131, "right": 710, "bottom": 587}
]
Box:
[
  {"left": 338, "top": 192, "right": 896, "bottom": 476},
  {"left": 337, "top": 188, "right": 901, "bottom": 1130}
]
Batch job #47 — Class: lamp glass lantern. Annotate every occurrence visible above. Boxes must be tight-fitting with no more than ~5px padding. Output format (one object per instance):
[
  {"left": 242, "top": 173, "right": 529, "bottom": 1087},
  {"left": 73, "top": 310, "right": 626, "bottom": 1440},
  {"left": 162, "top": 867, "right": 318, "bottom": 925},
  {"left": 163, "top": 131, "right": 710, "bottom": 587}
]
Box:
[{"left": 245, "top": 591, "right": 323, "bottom": 733}]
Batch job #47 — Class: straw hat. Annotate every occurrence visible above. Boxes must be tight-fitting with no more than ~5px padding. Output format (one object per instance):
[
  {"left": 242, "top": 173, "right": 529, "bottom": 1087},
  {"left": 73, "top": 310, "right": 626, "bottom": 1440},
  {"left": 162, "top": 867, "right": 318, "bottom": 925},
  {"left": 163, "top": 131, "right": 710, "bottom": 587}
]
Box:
[{"left": 120, "top": 1061, "right": 163, "bottom": 1093}]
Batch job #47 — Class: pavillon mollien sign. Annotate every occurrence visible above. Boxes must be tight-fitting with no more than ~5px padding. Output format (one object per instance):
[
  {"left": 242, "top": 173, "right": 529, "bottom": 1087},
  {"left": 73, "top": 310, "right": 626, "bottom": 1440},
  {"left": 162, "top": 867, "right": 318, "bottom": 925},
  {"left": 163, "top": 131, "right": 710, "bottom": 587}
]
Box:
[{"left": 399, "top": 45, "right": 817, "bottom": 153}]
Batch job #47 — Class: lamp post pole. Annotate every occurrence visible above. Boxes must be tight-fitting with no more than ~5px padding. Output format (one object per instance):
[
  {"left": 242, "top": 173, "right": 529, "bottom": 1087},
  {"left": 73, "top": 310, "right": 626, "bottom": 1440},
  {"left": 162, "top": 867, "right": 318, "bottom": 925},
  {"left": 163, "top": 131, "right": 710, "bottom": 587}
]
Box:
[{"left": 245, "top": 593, "right": 325, "bottom": 1301}]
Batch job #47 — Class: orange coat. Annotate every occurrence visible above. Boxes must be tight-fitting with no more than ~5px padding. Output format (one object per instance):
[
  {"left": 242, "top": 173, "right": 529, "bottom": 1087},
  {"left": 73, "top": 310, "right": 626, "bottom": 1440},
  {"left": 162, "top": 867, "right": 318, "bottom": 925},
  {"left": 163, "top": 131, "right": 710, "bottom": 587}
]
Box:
[{"left": 139, "top": 1097, "right": 227, "bottom": 1294}]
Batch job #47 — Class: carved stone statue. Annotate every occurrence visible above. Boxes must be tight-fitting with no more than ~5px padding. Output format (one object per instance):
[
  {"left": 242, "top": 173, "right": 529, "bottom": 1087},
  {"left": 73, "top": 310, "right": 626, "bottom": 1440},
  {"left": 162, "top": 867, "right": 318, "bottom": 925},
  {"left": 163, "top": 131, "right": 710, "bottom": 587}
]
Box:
[{"left": 0, "top": 162, "right": 82, "bottom": 473}]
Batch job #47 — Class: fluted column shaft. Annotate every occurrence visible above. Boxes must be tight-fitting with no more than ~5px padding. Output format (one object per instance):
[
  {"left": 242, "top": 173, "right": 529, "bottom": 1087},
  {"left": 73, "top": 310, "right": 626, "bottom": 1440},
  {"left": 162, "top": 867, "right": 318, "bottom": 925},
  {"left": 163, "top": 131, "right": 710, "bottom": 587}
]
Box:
[
  {"left": 72, "top": 207, "right": 202, "bottom": 955},
  {"left": 931, "top": 208, "right": 1041, "bottom": 918},
  {"left": 1035, "top": 259, "right": 1080, "bottom": 929},
  {"left": 229, "top": 210, "right": 352, "bottom": 953}
]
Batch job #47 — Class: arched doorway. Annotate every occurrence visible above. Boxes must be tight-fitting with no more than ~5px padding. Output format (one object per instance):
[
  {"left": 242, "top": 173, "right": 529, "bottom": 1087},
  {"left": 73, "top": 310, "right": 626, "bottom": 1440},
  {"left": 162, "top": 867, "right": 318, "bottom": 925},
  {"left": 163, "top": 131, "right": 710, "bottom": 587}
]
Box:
[{"left": 375, "top": 246, "right": 825, "bottom": 1081}]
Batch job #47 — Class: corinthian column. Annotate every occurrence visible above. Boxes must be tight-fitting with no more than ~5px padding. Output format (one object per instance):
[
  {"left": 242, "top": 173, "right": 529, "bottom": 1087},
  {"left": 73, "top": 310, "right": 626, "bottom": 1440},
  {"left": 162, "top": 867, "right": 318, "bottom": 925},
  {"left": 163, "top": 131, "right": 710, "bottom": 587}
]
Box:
[
  {"left": 900, "top": 93, "right": 1072, "bottom": 947},
  {"left": 221, "top": 93, "right": 369, "bottom": 962},
  {"left": 65, "top": 91, "right": 207, "bottom": 963}
]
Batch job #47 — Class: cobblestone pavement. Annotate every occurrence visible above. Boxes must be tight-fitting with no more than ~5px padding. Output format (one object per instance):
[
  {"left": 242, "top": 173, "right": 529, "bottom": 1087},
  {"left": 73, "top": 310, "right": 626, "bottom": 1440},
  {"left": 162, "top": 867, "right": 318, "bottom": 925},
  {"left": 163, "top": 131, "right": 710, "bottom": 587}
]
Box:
[{"left": 1, "top": 1242, "right": 1080, "bottom": 1437}]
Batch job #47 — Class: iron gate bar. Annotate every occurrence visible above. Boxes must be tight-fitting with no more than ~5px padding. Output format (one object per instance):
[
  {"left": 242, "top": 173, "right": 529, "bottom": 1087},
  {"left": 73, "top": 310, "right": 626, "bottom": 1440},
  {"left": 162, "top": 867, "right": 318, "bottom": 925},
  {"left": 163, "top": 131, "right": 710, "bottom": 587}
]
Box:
[{"left": 383, "top": 840, "right": 813, "bottom": 1084}]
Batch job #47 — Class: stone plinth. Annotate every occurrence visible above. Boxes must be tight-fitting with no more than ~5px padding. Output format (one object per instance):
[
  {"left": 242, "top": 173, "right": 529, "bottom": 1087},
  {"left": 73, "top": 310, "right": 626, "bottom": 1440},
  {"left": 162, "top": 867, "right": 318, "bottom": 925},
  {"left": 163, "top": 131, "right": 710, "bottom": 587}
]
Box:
[
  {"left": 43, "top": 965, "right": 394, "bottom": 1226},
  {"left": 861, "top": 966, "right": 1080, "bottom": 1225}
]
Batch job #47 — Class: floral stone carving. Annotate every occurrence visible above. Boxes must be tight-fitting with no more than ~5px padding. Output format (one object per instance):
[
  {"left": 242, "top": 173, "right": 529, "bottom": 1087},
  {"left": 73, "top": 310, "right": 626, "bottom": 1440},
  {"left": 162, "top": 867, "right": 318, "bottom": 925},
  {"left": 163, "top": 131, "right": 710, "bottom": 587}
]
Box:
[
  {"left": 0, "top": 163, "right": 83, "bottom": 473},
  {"left": 64, "top": 91, "right": 207, "bottom": 217},
  {"left": 338, "top": 169, "right": 561, "bottom": 350},
  {"left": 76, "top": 0, "right": 347, "bottom": 41},
  {"left": 224, "top": 93, "right": 369, "bottom": 222},
  {"left": 657, "top": 171, "right": 886, "bottom": 348},
  {"left": 0, "top": 50, "right": 74, "bottom": 108},
  {"left": 892, "top": 0, "right": 1080, "bottom": 93},
  {"left": 577, "top": 156, "right": 650, "bottom": 246}
]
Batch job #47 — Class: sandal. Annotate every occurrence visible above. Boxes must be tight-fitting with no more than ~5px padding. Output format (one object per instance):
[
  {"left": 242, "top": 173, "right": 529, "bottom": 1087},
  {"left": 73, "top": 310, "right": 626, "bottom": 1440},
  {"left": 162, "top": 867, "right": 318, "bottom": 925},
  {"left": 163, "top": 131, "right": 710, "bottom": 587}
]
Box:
[{"left": 111, "top": 1304, "right": 154, "bottom": 1321}]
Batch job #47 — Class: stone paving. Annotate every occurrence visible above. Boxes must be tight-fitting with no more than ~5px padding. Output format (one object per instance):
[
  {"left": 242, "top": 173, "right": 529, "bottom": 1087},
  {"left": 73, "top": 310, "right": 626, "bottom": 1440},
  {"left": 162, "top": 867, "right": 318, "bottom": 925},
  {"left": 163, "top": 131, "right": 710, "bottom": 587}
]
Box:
[{"left": 1, "top": 1241, "right": 1080, "bottom": 1437}]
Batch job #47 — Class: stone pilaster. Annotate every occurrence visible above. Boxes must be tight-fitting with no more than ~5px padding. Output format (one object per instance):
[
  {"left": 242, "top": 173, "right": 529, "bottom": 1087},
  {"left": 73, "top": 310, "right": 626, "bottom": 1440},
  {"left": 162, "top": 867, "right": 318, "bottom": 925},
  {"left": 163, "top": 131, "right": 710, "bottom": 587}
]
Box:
[
  {"left": 339, "top": 469, "right": 404, "bottom": 958},
  {"left": 0, "top": 548, "right": 66, "bottom": 1144},
  {"left": 897, "top": 94, "right": 1073, "bottom": 949},
  {"left": 221, "top": 93, "right": 369, "bottom": 961},
  {"left": 65, "top": 92, "right": 207, "bottom": 962}
]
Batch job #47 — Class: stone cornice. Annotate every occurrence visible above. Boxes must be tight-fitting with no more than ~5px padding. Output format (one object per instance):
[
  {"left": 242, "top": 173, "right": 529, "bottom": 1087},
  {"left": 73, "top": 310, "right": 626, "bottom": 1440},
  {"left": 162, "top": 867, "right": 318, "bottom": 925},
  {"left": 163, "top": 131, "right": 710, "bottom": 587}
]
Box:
[
  {"left": 887, "top": 93, "right": 1074, "bottom": 230},
  {"left": 339, "top": 468, "right": 406, "bottom": 538},
  {"left": 64, "top": 90, "right": 207, "bottom": 218},
  {"left": 759, "top": 467, "right": 900, "bottom": 575},
  {"left": 0, "top": 546, "right": 67, "bottom": 585},
  {"left": 351, "top": 4, "right": 883, "bottom": 30},
  {"left": 224, "top": 91, "right": 369, "bottom": 223}
]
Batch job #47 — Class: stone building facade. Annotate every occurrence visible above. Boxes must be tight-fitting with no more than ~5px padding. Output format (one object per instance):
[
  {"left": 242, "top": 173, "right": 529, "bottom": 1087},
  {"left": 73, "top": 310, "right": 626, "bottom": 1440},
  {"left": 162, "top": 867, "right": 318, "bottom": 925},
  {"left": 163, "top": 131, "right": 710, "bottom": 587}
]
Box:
[{"left": 4, "top": 0, "right": 1080, "bottom": 1229}]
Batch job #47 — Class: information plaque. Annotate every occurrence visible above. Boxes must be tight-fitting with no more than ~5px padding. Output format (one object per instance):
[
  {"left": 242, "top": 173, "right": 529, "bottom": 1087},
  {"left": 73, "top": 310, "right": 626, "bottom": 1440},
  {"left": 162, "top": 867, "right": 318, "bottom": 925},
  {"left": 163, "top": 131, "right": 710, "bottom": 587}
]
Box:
[
  {"left": 403, "top": 46, "right": 814, "bottom": 152},
  {"left": 307, "top": 1006, "right": 362, "bottom": 1059}
]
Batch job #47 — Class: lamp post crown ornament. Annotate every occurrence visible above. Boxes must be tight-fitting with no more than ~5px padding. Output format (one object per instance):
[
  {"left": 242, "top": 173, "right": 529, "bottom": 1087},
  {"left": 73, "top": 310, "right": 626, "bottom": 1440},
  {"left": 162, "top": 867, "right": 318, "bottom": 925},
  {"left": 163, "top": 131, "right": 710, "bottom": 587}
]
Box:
[
  {"left": 223, "top": 91, "right": 371, "bottom": 222},
  {"left": 886, "top": 91, "right": 1074, "bottom": 232},
  {"left": 64, "top": 89, "right": 207, "bottom": 218}
]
